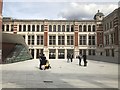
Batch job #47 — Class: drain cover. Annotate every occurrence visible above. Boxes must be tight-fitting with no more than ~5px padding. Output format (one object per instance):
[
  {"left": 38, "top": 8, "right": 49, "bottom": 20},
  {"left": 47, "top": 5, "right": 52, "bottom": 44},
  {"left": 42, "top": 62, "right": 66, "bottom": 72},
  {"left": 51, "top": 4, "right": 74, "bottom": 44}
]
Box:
[{"left": 43, "top": 80, "right": 53, "bottom": 83}]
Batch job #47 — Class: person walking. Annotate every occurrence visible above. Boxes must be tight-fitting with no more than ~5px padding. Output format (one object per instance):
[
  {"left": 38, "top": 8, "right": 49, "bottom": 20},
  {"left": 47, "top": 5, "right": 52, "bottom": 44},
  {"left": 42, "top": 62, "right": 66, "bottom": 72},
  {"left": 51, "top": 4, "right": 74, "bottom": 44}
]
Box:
[
  {"left": 67, "top": 53, "right": 71, "bottom": 63},
  {"left": 70, "top": 53, "right": 73, "bottom": 62},
  {"left": 82, "top": 54, "right": 87, "bottom": 66},
  {"left": 78, "top": 53, "right": 82, "bottom": 66}
]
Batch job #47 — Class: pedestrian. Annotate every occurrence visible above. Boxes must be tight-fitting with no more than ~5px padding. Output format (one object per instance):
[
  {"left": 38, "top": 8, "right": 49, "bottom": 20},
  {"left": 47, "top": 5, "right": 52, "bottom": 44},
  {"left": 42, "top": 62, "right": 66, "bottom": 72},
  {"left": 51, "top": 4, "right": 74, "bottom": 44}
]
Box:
[
  {"left": 39, "top": 54, "right": 47, "bottom": 70},
  {"left": 70, "top": 53, "right": 73, "bottom": 62},
  {"left": 78, "top": 53, "right": 82, "bottom": 66},
  {"left": 67, "top": 53, "right": 71, "bottom": 63},
  {"left": 82, "top": 54, "right": 87, "bottom": 66}
]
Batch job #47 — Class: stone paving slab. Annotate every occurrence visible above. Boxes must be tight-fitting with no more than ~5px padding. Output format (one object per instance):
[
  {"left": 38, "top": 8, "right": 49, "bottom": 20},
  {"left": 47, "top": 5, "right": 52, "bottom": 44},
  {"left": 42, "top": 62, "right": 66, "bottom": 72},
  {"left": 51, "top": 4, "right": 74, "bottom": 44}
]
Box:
[{"left": 1, "top": 59, "right": 119, "bottom": 88}]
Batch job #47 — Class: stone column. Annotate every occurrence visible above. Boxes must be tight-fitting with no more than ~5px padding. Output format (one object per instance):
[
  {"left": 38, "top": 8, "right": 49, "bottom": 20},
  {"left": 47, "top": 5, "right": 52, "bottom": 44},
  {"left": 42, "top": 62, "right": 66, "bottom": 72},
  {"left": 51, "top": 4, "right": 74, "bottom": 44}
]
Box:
[{"left": 34, "top": 49, "right": 36, "bottom": 59}]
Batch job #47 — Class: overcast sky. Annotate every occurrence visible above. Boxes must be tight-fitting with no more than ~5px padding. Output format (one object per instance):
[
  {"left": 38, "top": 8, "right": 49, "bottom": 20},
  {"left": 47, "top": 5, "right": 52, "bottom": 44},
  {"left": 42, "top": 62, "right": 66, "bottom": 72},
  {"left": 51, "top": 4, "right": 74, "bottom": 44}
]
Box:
[{"left": 2, "top": 0, "right": 120, "bottom": 20}]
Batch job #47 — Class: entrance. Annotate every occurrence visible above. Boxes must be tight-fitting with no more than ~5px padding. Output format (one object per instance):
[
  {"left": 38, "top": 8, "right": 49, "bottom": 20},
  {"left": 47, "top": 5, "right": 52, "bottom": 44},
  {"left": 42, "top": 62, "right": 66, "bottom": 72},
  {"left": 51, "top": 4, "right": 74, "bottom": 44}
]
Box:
[{"left": 36, "top": 49, "right": 43, "bottom": 59}]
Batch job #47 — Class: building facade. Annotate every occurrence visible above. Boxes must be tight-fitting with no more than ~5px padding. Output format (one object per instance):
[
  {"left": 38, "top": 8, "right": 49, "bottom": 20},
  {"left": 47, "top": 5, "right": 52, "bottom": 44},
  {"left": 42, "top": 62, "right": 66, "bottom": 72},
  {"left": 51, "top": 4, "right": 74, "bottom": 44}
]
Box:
[
  {"left": 103, "top": 7, "right": 120, "bottom": 60},
  {"left": 2, "top": 7, "right": 120, "bottom": 61}
]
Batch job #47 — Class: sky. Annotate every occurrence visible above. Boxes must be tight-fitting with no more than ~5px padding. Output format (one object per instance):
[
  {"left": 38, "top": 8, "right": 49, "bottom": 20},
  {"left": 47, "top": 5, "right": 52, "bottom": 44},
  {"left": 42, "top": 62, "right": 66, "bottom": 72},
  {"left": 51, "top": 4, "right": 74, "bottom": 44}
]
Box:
[{"left": 2, "top": 0, "right": 120, "bottom": 20}]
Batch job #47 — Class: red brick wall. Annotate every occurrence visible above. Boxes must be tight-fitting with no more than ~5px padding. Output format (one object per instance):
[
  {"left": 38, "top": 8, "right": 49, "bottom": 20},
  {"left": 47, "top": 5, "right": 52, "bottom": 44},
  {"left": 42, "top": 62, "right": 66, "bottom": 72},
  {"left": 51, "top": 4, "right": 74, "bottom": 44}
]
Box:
[
  {"left": 44, "top": 23, "right": 48, "bottom": 47},
  {"left": 74, "top": 24, "right": 78, "bottom": 47}
]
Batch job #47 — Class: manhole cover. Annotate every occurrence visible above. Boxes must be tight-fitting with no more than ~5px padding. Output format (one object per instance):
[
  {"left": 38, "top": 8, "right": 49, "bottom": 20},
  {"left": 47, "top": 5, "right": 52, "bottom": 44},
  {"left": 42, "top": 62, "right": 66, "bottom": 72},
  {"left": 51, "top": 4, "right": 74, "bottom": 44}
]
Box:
[{"left": 43, "top": 80, "right": 53, "bottom": 83}]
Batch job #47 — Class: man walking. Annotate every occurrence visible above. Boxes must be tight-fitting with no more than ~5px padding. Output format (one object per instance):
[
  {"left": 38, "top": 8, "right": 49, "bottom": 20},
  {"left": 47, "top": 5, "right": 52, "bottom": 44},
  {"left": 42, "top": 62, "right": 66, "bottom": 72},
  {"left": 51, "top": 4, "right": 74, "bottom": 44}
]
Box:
[
  {"left": 78, "top": 53, "right": 82, "bottom": 66},
  {"left": 83, "top": 54, "right": 87, "bottom": 66}
]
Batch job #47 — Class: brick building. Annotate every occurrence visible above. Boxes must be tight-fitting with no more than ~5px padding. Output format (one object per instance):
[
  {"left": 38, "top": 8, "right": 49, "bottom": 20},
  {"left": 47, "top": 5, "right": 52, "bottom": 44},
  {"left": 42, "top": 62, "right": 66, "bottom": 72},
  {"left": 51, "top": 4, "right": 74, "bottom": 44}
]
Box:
[{"left": 1, "top": 1, "right": 120, "bottom": 62}]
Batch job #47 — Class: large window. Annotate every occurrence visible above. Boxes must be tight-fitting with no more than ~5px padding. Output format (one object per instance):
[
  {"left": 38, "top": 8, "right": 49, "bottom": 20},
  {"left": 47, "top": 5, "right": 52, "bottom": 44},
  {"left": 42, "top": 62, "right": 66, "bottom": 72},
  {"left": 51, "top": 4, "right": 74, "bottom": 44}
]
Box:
[
  {"left": 88, "top": 25, "right": 91, "bottom": 32},
  {"left": 105, "top": 49, "right": 110, "bottom": 56},
  {"left": 79, "top": 25, "right": 82, "bottom": 32},
  {"left": 53, "top": 25, "right": 56, "bottom": 32},
  {"left": 88, "top": 49, "right": 96, "bottom": 55},
  {"left": 58, "top": 25, "right": 61, "bottom": 32},
  {"left": 49, "top": 25, "right": 52, "bottom": 32},
  {"left": 79, "top": 35, "right": 86, "bottom": 45},
  {"left": 49, "top": 36, "right": 56, "bottom": 45},
  {"left": 111, "top": 33, "right": 114, "bottom": 44},
  {"left": 23, "top": 25, "right": 26, "bottom": 32},
  {"left": 32, "top": 25, "right": 35, "bottom": 32},
  {"left": 71, "top": 25, "right": 74, "bottom": 32},
  {"left": 83, "top": 25, "right": 86, "bottom": 32},
  {"left": 19, "top": 25, "right": 22, "bottom": 31},
  {"left": 28, "top": 25, "right": 31, "bottom": 32},
  {"left": 11, "top": 25, "right": 14, "bottom": 31},
  {"left": 36, "top": 25, "right": 40, "bottom": 32},
  {"left": 58, "top": 36, "right": 65, "bottom": 45},
  {"left": 49, "top": 49, "right": 56, "bottom": 59},
  {"left": 105, "top": 35, "right": 109, "bottom": 45},
  {"left": 28, "top": 35, "right": 34, "bottom": 45},
  {"left": 37, "top": 35, "right": 43, "bottom": 45},
  {"left": 67, "top": 35, "right": 74, "bottom": 45},
  {"left": 92, "top": 25, "right": 96, "bottom": 32},
  {"left": 62, "top": 25, "right": 65, "bottom": 32},
  {"left": 89, "top": 35, "right": 95, "bottom": 45},
  {"left": 66, "top": 25, "right": 70, "bottom": 32},
  {"left": 58, "top": 49, "right": 65, "bottom": 59},
  {"left": 79, "top": 49, "right": 86, "bottom": 55},
  {"left": 41, "top": 25, "right": 44, "bottom": 32},
  {"left": 6, "top": 25, "right": 9, "bottom": 31}
]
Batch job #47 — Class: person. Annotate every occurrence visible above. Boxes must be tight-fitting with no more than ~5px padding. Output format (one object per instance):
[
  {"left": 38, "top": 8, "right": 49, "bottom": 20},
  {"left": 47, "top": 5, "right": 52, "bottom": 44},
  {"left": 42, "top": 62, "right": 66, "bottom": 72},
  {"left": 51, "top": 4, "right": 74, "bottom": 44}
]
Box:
[
  {"left": 82, "top": 54, "right": 87, "bottom": 66},
  {"left": 44, "top": 60, "right": 51, "bottom": 70},
  {"left": 70, "top": 53, "right": 73, "bottom": 62},
  {"left": 39, "top": 54, "right": 46, "bottom": 70},
  {"left": 67, "top": 53, "right": 71, "bottom": 63},
  {"left": 78, "top": 53, "right": 82, "bottom": 66}
]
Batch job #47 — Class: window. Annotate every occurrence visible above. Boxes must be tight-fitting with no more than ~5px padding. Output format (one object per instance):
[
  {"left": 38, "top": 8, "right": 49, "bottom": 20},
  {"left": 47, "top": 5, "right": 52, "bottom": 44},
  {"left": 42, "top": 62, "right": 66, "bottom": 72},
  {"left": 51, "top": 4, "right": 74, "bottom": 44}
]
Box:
[
  {"left": 58, "top": 49, "right": 65, "bottom": 59},
  {"left": 23, "top": 25, "right": 26, "bottom": 32},
  {"left": 89, "top": 36, "right": 95, "bottom": 45},
  {"left": 58, "top": 25, "right": 61, "bottom": 32},
  {"left": 49, "top": 25, "right": 52, "bottom": 32},
  {"left": 111, "top": 34, "right": 114, "bottom": 44},
  {"left": 58, "top": 36, "right": 65, "bottom": 45},
  {"left": 88, "top": 49, "right": 96, "bottom": 55},
  {"left": 105, "top": 35, "right": 109, "bottom": 45},
  {"left": 2, "top": 25, "right": 4, "bottom": 31},
  {"left": 71, "top": 25, "right": 74, "bottom": 32},
  {"left": 79, "top": 25, "right": 82, "bottom": 32},
  {"left": 28, "top": 25, "right": 31, "bottom": 32},
  {"left": 10, "top": 25, "right": 14, "bottom": 31},
  {"left": 37, "top": 35, "right": 43, "bottom": 45},
  {"left": 53, "top": 25, "right": 56, "bottom": 32},
  {"left": 49, "top": 49, "right": 56, "bottom": 59},
  {"left": 111, "top": 49, "right": 114, "bottom": 57},
  {"left": 32, "top": 25, "right": 35, "bottom": 32},
  {"left": 41, "top": 25, "right": 44, "bottom": 32},
  {"left": 28, "top": 35, "right": 34, "bottom": 45},
  {"left": 36, "top": 25, "right": 40, "bottom": 32},
  {"left": 92, "top": 25, "right": 96, "bottom": 32},
  {"left": 83, "top": 25, "right": 86, "bottom": 32},
  {"left": 67, "top": 35, "right": 74, "bottom": 45},
  {"left": 6, "top": 25, "right": 9, "bottom": 31},
  {"left": 49, "top": 36, "right": 56, "bottom": 45},
  {"left": 79, "top": 49, "right": 86, "bottom": 55},
  {"left": 106, "top": 49, "right": 110, "bottom": 56},
  {"left": 79, "top": 35, "right": 86, "bottom": 45},
  {"left": 66, "top": 25, "right": 70, "bottom": 32},
  {"left": 19, "top": 25, "right": 22, "bottom": 31},
  {"left": 62, "top": 25, "right": 65, "bottom": 32},
  {"left": 88, "top": 25, "right": 91, "bottom": 32}
]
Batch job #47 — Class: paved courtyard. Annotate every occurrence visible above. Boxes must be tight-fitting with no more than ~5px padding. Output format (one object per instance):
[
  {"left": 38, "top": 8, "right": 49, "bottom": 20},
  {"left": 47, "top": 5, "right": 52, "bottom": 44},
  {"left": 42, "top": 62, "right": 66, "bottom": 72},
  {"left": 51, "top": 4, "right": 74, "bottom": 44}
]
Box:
[{"left": 0, "top": 59, "right": 119, "bottom": 88}]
